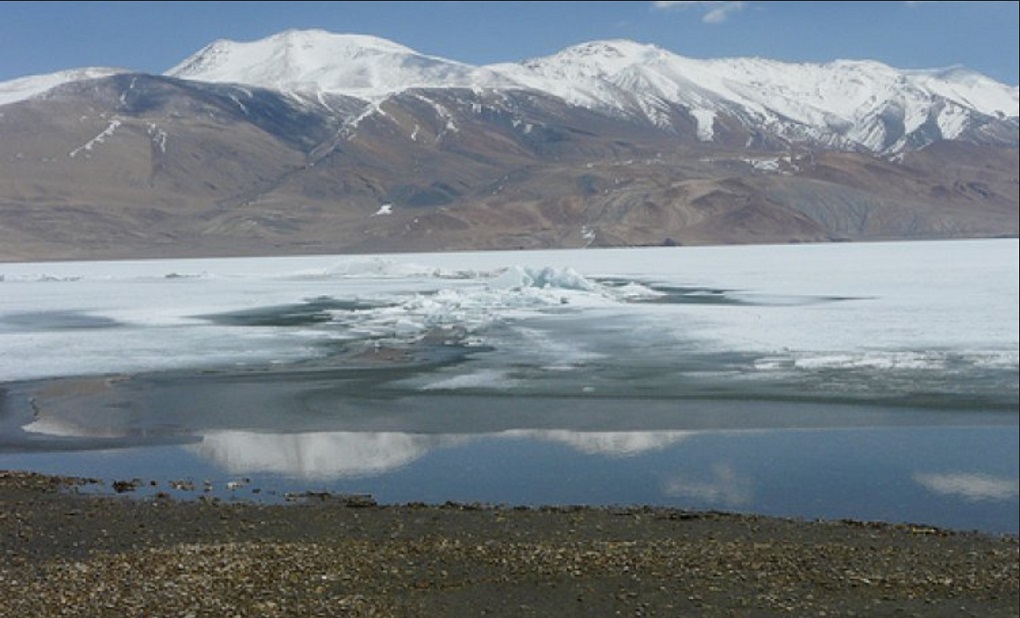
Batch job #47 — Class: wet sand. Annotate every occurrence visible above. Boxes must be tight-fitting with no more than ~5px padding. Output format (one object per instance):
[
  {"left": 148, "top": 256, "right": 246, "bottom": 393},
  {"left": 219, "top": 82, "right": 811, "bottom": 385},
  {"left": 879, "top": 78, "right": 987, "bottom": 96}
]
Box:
[{"left": 1, "top": 471, "right": 1016, "bottom": 616}]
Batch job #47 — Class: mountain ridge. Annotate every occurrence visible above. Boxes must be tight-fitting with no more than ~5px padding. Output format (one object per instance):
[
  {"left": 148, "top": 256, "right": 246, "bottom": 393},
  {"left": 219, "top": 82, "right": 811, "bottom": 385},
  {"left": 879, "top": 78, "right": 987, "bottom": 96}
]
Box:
[
  {"left": 0, "top": 30, "right": 1016, "bottom": 261},
  {"left": 4, "top": 30, "right": 1017, "bottom": 154},
  {"left": 164, "top": 30, "right": 1019, "bottom": 154}
]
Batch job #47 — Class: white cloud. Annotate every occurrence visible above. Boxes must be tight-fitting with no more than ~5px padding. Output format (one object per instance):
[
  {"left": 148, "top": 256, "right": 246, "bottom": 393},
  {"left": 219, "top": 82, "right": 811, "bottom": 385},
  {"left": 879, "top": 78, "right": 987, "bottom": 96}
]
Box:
[
  {"left": 914, "top": 472, "right": 1019, "bottom": 502},
  {"left": 652, "top": 1, "right": 746, "bottom": 23}
]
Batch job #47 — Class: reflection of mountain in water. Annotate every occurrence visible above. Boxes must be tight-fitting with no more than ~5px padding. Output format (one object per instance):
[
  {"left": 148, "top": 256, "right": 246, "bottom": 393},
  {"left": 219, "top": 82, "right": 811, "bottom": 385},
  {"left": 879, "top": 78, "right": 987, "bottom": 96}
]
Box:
[
  {"left": 189, "top": 429, "right": 695, "bottom": 479},
  {"left": 190, "top": 431, "right": 460, "bottom": 478},
  {"left": 502, "top": 429, "right": 693, "bottom": 457}
]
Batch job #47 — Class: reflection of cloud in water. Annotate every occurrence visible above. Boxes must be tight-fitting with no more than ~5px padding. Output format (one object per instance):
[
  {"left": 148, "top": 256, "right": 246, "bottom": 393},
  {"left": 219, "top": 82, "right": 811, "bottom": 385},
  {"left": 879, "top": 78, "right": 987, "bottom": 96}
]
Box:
[
  {"left": 190, "top": 431, "right": 468, "bottom": 479},
  {"left": 662, "top": 463, "right": 752, "bottom": 507},
  {"left": 914, "top": 472, "right": 1019, "bottom": 502},
  {"left": 191, "top": 429, "right": 696, "bottom": 479},
  {"left": 504, "top": 429, "right": 693, "bottom": 457},
  {"left": 23, "top": 417, "right": 127, "bottom": 439},
  {"left": 421, "top": 369, "right": 521, "bottom": 391}
]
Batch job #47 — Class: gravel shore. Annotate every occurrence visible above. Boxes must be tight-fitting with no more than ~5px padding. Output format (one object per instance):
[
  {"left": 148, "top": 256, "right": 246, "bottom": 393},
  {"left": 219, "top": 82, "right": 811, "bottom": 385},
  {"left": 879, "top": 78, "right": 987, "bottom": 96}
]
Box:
[{"left": 1, "top": 470, "right": 1017, "bottom": 616}]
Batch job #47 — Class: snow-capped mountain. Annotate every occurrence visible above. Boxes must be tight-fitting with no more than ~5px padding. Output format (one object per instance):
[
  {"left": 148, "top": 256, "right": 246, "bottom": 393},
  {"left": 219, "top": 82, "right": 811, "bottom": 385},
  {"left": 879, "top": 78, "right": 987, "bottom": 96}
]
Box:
[
  {"left": 156, "top": 30, "right": 1018, "bottom": 154},
  {"left": 3, "top": 30, "right": 1017, "bottom": 153},
  {"left": 493, "top": 40, "right": 1018, "bottom": 152},
  {"left": 166, "top": 29, "right": 518, "bottom": 101},
  {"left": 0, "top": 30, "right": 1016, "bottom": 260}
]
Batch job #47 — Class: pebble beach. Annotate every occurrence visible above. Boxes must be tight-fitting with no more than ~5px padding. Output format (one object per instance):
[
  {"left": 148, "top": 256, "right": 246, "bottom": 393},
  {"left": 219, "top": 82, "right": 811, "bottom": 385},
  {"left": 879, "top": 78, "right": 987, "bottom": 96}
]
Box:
[{"left": 1, "top": 470, "right": 1016, "bottom": 616}]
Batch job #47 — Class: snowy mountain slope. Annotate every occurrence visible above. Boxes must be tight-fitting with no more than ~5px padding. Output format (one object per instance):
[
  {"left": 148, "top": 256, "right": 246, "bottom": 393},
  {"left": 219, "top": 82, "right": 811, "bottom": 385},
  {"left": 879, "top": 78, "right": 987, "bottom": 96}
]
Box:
[
  {"left": 166, "top": 29, "right": 519, "bottom": 101},
  {"left": 490, "top": 40, "right": 1019, "bottom": 153},
  {"left": 159, "top": 31, "right": 1018, "bottom": 153},
  {"left": 0, "top": 67, "right": 128, "bottom": 106}
]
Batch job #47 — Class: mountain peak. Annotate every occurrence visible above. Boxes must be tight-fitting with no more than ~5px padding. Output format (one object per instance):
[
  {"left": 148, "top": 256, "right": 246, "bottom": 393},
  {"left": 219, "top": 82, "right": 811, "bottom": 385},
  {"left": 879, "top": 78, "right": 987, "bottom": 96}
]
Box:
[
  {"left": 556, "top": 39, "right": 665, "bottom": 60},
  {"left": 517, "top": 39, "right": 669, "bottom": 75},
  {"left": 166, "top": 30, "right": 418, "bottom": 90},
  {"left": 266, "top": 29, "right": 416, "bottom": 54},
  {"left": 165, "top": 29, "right": 513, "bottom": 99}
]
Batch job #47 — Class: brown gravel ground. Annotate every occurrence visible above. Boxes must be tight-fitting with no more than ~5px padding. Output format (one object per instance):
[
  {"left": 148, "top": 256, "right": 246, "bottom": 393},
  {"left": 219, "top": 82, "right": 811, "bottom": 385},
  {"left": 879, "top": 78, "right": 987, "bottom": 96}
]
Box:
[{"left": 1, "top": 471, "right": 1017, "bottom": 617}]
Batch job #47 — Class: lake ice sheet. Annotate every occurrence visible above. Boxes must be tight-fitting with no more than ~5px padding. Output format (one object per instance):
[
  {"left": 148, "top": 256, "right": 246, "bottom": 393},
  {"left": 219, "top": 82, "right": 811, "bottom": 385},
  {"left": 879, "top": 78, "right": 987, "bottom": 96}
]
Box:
[{"left": 1, "top": 240, "right": 1017, "bottom": 533}]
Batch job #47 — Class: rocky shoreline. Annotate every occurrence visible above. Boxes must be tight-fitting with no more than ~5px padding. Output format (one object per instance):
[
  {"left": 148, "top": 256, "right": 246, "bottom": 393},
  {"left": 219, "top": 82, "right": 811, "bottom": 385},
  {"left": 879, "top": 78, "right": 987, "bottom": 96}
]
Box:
[{"left": 1, "top": 470, "right": 1017, "bottom": 616}]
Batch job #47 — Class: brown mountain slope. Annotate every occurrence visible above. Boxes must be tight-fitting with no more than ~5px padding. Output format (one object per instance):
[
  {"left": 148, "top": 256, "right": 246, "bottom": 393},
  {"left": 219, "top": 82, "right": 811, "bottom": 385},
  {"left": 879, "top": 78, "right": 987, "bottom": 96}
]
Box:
[{"left": 0, "top": 75, "right": 1016, "bottom": 261}]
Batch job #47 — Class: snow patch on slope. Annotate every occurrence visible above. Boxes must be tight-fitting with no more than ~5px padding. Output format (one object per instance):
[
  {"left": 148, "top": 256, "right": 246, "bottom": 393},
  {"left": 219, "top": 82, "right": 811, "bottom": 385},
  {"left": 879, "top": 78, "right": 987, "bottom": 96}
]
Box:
[
  {"left": 690, "top": 108, "right": 716, "bottom": 141},
  {"left": 147, "top": 123, "right": 168, "bottom": 153},
  {"left": 69, "top": 119, "right": 122, "bottom": 158}
]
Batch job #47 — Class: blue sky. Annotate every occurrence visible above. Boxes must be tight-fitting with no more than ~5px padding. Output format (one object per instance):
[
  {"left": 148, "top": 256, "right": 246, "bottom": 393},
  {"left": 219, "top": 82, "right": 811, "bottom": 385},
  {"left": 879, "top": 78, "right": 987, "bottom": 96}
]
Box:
[{"left": 1, "top": 1, "right": 1017, "bottom": 84}]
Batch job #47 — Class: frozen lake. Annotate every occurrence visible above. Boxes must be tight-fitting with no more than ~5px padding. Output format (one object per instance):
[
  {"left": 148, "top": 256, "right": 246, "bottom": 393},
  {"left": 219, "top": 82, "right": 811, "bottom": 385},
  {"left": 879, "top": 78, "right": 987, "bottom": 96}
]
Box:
[{"left": 1, "top": 239, "right": 1017, "bottom": 533}]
